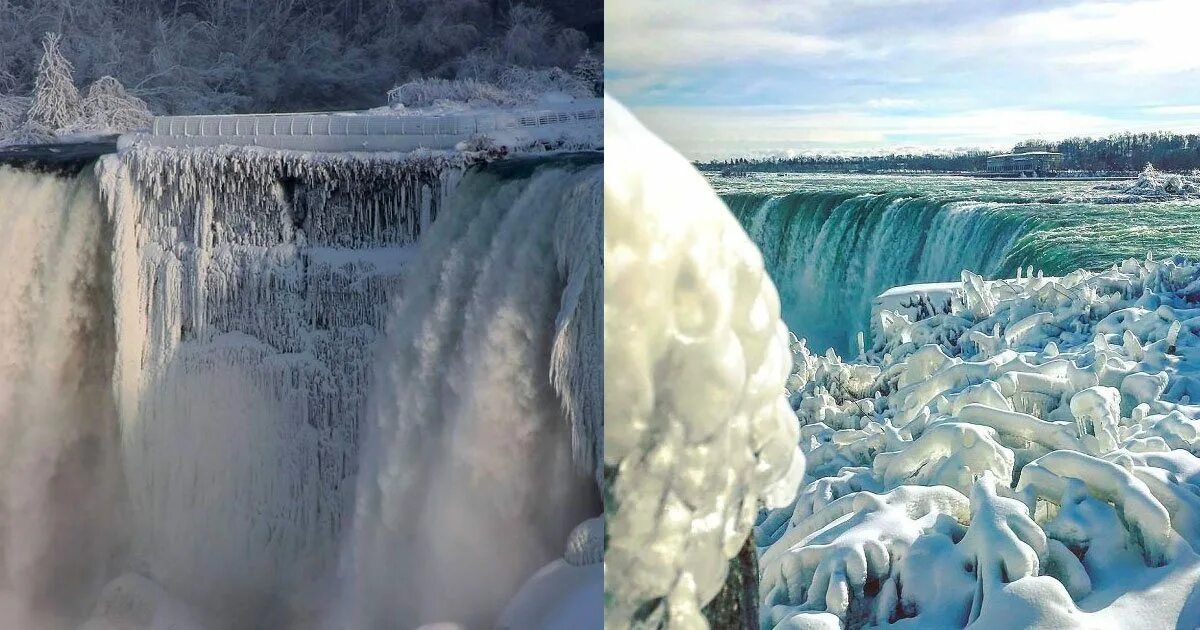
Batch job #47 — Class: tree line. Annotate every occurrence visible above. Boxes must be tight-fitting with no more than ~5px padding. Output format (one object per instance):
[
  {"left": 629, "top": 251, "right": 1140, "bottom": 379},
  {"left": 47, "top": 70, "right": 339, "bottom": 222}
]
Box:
[
  {"left": 0, "top": 0, "right": 602, "bottom": 115},
  {"left": 699, "top": 132, "right": 1200, "bottom": 174}
]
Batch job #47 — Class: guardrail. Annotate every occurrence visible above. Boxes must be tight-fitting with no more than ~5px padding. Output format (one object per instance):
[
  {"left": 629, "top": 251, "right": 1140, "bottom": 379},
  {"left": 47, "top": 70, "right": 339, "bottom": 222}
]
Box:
[
  {"left": 122, "top": 106, "right": 601, "bottom": 152},
  {"left": 147, "top": 108, "right": 602, "bottom": 139}
]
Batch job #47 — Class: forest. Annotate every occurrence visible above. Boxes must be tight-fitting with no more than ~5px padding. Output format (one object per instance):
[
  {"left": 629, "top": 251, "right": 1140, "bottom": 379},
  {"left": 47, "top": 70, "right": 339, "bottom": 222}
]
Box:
[
  {"left": 699, "top": 132, "right": 1200, "bottom": 175},
  {"left": 0, "top": 0, "right": 602, "bottom": 116}
]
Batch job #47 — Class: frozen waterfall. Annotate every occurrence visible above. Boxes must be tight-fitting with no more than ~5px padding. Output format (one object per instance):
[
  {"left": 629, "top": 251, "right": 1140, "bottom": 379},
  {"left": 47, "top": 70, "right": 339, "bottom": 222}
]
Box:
[{"left": 0, "top": 144, "right": 601, "bottom": 630}]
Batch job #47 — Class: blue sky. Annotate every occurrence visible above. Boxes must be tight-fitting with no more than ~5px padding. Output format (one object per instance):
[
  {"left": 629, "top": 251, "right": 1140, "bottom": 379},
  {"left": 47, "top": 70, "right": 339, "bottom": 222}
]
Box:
[{"left": 607, "top": 0, "right": 1200, "bottom": 159}]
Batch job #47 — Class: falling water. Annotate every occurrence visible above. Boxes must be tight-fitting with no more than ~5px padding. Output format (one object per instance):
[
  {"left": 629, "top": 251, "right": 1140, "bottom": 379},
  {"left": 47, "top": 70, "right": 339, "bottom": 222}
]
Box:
[
  {"left": 720, "top": 175, "right": 1200, "bottom": 353},
  {"left": 0, "top": 166, "right": 123, "bottom": 628},
  {"left": 334, "top": 156, "right": 603, "bottom": 629}
]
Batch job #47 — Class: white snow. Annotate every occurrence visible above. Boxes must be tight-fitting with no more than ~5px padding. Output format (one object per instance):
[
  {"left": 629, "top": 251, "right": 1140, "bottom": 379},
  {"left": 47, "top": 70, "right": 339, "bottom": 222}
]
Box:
[
  {"left": 1087, "top": 164, "right": 1200, "bottom": 203},
  {"left": 762, "top": 256, "right": 1200, "bottom": 629},
  {"left": 604, "top": 96, "right": 804, "bottom": 628}
]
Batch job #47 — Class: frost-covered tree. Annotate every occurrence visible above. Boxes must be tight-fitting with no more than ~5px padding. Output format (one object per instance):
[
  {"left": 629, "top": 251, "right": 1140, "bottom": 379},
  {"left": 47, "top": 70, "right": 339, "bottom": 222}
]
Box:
[
  {"left": 75, "top": 75, "right": 152, "bottom": 132},
  {"left": 572, "top": 48, "right": 602, "bottom": 96},
  {"left": 26, "top": 33, "right": 81, "bottom": 131},
  {"left": 0, "top": 96, "right": 29, "bottom": 138},
  {"left": 0, "top": 1, "right": 600, "bottom": 116}
]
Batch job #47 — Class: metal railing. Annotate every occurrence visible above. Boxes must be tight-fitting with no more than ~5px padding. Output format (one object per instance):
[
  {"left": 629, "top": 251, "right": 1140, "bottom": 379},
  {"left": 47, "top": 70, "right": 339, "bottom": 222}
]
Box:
[{"left": 148, "top": 107, "right": 603, "bottom": 139}]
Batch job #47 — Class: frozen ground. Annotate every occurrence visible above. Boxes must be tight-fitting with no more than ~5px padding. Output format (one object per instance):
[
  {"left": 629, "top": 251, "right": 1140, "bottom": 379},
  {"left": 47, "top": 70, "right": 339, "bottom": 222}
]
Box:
[{"left": 760, "top": 257, "right": 1200, "bottom": 629}]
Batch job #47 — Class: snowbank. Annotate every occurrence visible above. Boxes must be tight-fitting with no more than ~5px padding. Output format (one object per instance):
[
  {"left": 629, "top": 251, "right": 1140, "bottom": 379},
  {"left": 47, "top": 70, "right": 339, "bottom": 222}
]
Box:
[
  {"left": 761, "top": 255, "right": 1200, "bottom": 629},
  {"left": 605, "top": 96, "right": 803, "bottom": 627}
]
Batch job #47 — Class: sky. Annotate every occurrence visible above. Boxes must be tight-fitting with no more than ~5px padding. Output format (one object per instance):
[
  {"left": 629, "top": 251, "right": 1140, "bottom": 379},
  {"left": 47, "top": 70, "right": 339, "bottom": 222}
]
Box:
[{"left": 606, "top": 0, "right": 1200, "bottom": 160}]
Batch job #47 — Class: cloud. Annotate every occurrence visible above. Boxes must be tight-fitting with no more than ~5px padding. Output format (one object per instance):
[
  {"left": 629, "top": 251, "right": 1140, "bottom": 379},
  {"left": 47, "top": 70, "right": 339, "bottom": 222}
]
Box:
[
  {"left": 1143, "top": 105, "right": 1200, "bottom": 116},
  {"left": 866, "top": 98, "right": 920, "bottom": 109},
  {"left": 605, "top": 1, "right": 840, "bottom": 69},
  {"left": 631, "top": 104, "right": 1200, "bottom": 160},
  {"left": 607, "top": 0, "right": 1200, "bottom": 153}
]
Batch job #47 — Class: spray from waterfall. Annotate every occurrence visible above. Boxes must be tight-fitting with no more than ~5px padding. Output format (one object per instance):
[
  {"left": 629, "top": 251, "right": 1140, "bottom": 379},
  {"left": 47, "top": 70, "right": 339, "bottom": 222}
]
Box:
[
  {"left": 333, "top": 158, "right": 603, "bottom": 629},
  {"left": 0, "top": 166, "right": 124, "bottom": 629}
]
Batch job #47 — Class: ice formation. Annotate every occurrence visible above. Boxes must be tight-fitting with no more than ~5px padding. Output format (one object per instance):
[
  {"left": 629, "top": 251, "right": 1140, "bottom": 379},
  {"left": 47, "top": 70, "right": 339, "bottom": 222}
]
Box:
[
  {"left": 1091, "top": 164, "right": 1200, "bottom": 202},
  {"left": 93, "top": 145, "right": 467, "bottom": 625},
  {"left": 605, "top": 97, "right": 804, "bottom": 627},
  {"left": 0, "top": 141, "right": 602, "bottom": 628},
  {"left": 761, "top": 257, "right": 1200, "bottom": 629}
]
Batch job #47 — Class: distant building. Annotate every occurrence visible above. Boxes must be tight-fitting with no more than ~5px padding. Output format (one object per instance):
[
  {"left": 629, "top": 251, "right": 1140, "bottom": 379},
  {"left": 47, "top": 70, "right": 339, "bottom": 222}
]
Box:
[{"left": 985, "top": 151, "right": 1064, "bottom": 176}]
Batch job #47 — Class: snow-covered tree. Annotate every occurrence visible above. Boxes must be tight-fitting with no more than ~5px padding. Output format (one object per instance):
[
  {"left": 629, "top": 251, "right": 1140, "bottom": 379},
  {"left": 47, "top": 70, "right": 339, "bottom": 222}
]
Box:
[
  {"left": 572, "top": 49, "right": 603, "bottom": 96},
  {"left": 0, "top": 96, "right": 29, "bottom": 138},
  {"left": 26, "top": 33, "right": 81, "bottom": 131},
  {"left": 75, "top": 76, "right": 152, "bottom": 132}
]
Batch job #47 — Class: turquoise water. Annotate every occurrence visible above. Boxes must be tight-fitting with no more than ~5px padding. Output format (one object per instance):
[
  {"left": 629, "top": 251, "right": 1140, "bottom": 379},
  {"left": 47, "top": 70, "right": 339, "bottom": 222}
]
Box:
[{"left": 712, "top": 173, "right": 1200, "bottom": 353}]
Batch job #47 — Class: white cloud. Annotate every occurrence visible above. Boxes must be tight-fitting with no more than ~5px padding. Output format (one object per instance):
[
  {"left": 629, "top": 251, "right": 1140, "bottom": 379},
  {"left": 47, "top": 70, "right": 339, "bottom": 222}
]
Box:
[
  {"left": 629, "top": 103, "right": 1200, "bottom": 160},
  {"left": 866, "top": 98, "right": 920, "bottom": 109},
  {"left": 1143, "top": 105, "right": 1200, "bottom": 116},
  {"left": 607, "top": 0, "right": 1200, "bottom": 154},
  {"left": 606, "top": 1, "right": 846, "bottom": 70}
]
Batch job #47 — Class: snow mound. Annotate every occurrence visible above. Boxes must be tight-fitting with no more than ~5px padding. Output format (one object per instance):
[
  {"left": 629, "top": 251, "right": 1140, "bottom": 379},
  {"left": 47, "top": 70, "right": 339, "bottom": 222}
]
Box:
[
  {"left": 761, "top": 256, "right": 1200, "bottom": 629},
  {"left": 604, "top": 96, "right": 804, "bottom": 627}
]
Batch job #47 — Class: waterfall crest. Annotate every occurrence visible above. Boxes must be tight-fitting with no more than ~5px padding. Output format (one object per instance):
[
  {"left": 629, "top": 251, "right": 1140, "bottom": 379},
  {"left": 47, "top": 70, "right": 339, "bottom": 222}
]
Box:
[{"left": 726, "top": 191, "right": 1041, "bottom": 353}]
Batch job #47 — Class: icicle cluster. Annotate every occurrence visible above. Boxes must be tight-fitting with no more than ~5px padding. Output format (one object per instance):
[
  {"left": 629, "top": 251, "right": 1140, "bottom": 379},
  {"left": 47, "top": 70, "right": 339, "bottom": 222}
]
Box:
[
  {"left": 761, "top": 256, "right": 1200, "bottom": 629},
  {"left": 93, "top": 144, "right": 469, "bottom": 623}
]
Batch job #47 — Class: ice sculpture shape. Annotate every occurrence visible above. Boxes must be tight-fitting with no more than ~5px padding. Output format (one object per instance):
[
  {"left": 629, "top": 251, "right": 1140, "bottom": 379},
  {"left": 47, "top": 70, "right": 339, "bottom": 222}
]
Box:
[
  {"left": 762, "top": 256, "right": 1200, "bottom": 629},
  {"left": 604, "top": 97, "right": 803, "bottom": 628}
]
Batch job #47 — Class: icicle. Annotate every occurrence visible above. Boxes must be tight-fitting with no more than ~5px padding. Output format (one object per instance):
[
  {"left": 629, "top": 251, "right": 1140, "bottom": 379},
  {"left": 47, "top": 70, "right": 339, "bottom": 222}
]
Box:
[{"left": 856, "top": 331, "right": 866, "bottom": 360}]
